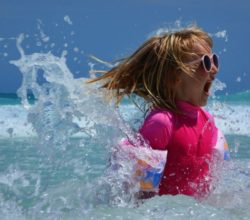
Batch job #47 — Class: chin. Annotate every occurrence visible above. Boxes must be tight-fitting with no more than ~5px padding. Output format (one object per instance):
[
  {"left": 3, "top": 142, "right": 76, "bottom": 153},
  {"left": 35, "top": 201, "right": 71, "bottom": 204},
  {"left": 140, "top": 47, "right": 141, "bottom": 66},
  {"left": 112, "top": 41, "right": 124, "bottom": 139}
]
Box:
[
  {"left": 199, "top": 98, "right": 208, "bottom": 106},
  {"left": 197, "top": 92, "right": 210, "bottom": 106}
]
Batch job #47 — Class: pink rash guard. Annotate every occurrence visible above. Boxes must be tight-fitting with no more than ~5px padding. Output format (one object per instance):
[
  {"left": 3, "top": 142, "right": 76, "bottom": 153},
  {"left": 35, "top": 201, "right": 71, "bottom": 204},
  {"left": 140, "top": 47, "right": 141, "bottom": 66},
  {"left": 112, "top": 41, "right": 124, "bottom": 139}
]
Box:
[{"left": 139, "top": 101, "right": 218, "bottom": 198}]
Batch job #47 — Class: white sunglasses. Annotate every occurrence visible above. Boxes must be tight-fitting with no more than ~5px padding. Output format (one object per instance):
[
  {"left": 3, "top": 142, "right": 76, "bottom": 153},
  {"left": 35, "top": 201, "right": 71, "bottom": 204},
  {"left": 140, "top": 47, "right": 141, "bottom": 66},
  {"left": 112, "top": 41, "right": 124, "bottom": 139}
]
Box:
[{"left": 188, "top": 53, "right": 219, "bottom": 72}]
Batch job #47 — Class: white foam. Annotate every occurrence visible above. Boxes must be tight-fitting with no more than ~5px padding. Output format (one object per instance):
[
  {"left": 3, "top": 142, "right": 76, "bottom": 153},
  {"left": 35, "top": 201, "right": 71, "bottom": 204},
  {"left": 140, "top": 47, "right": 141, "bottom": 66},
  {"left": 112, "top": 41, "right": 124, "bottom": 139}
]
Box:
[
  {"left": 1, "top": 101, "right": 249, "bottom": 138},
  {"left": 0, "top": 105, "right": 34, "bottom": 138},
  {"left": 208, "top": 102, "right": 250, "bottom": 136}
]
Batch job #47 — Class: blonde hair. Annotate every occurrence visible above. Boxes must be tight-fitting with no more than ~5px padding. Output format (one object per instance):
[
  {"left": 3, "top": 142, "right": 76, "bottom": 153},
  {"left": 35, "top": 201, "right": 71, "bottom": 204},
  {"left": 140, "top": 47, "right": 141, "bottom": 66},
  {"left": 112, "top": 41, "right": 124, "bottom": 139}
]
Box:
[{"left": 87, "top": 25, "right": 213, "bottom": 113}]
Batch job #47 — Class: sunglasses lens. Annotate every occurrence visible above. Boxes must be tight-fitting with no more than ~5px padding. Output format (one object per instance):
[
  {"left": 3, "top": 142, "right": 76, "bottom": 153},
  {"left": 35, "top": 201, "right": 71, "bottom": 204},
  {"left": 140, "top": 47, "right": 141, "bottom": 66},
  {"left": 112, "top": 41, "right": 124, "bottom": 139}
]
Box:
[
  {"left": 203, "top": 55, "right": 211, "bottom": 72},
  {"left": 213, "top": 54, "right": 219, "bottom": 69}
]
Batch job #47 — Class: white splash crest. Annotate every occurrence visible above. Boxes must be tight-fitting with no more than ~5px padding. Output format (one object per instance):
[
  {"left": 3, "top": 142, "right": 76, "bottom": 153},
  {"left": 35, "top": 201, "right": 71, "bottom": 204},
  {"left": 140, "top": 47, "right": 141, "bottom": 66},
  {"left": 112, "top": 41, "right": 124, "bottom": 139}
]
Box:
[{"left": 9, "top": 34, "right": 134, "bottom": 148}]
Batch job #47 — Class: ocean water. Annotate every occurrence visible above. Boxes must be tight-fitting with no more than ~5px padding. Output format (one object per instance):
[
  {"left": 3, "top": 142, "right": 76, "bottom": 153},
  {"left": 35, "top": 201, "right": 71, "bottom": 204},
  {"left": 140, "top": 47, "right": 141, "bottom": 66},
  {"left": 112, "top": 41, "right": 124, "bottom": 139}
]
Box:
[{"left": 0, "top": 31, "right": 250, "bottom": 220}]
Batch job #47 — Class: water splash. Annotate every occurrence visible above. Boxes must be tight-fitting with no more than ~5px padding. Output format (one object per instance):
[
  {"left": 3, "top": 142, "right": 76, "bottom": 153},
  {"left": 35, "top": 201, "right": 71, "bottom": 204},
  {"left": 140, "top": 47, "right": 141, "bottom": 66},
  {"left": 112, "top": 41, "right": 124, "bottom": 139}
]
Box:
[
  {"left": 213, "top": 30, "right": 228, "bottom": 42},
  {"left": 8, "top": 33, "right": 142, "bottom": 216},
  {"left": 64, "top": 15, "right": 73, "bottom": 26},
  {"left": 210, "top": 78, "right": 227, "bottom": 97}
]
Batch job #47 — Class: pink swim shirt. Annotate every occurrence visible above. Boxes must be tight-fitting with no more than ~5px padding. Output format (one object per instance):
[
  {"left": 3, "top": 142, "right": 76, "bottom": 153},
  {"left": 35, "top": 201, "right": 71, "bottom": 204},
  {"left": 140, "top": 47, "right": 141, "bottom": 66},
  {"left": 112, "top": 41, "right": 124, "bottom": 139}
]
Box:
[{"left": 139, "top": 101, "right": 218, "bottom": 198}]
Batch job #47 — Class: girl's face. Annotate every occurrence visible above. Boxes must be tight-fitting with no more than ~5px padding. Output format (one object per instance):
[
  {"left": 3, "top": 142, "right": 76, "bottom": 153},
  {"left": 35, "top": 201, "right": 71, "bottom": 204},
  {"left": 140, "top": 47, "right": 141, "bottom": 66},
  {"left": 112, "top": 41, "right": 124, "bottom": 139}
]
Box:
[{"left": 175, "top": 42, "right": 218, "bottom": 107}]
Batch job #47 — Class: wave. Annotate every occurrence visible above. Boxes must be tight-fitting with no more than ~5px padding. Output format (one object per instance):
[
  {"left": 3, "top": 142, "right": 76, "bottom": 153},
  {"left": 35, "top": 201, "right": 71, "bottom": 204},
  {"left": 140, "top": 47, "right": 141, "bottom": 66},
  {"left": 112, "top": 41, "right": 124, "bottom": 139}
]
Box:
[
  {"left": 218, "top": 90, "right": 250, "bottom": 104},
  {"left": 207, "top": 102, "right": 250, "bottom": 136},
  {"left": 0, "top": 100, "right": 249, "bottom": 138}
]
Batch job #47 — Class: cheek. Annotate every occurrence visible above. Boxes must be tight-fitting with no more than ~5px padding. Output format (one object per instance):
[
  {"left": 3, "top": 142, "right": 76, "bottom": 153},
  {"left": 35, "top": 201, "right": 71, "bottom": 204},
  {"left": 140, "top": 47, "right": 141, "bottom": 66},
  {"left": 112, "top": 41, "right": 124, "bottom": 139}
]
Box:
[
  {"left": 193, "top": 71, "right": 208, "bottom": 84},
  {"left": 194, "top": 65, "right": 209, "bottom": 79}
]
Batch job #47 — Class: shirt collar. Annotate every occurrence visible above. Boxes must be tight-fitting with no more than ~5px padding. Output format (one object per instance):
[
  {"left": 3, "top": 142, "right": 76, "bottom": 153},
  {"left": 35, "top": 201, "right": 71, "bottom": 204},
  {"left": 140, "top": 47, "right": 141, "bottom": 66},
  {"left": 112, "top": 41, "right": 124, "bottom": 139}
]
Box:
[{"left": 176, "top": 100, "right": 200, "bottom": 118}]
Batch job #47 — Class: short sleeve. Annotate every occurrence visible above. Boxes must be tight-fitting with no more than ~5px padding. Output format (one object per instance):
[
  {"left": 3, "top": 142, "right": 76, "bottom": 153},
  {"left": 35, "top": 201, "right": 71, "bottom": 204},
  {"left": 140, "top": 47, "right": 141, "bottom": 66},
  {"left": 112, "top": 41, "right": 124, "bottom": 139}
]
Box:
[{"left": 139, "top": 110, "right": 173, "bottom": 150}]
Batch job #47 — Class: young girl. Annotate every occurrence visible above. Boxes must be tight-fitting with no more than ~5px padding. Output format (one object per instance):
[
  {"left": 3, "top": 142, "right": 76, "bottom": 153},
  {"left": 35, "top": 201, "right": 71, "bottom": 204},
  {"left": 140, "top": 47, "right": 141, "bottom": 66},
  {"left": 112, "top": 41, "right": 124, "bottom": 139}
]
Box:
[{"left": 88, "top": 25, "right": 224, "bottom": 199}]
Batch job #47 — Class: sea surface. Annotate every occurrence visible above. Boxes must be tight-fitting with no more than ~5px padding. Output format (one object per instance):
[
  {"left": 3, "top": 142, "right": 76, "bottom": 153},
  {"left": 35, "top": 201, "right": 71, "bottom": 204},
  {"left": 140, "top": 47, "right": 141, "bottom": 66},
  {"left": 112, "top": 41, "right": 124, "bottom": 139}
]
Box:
[{"left": 0, "top": 33, "right": 250, "bottom": 220}]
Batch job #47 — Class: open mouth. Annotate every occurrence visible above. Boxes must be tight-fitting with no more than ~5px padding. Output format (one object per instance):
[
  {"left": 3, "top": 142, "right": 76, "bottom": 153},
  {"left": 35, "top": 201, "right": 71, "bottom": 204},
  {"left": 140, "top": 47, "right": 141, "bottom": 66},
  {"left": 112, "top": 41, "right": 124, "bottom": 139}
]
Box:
[{"left": 203, "top": 81, "right": 212, "bottom": 96}]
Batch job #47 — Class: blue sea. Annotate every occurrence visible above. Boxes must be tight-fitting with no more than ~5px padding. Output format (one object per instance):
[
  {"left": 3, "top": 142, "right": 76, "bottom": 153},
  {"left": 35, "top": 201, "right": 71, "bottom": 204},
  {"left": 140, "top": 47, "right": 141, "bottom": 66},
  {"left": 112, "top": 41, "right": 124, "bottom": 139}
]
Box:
[{"left": 0, "top": 34, "right": 250, "bottom": 220}]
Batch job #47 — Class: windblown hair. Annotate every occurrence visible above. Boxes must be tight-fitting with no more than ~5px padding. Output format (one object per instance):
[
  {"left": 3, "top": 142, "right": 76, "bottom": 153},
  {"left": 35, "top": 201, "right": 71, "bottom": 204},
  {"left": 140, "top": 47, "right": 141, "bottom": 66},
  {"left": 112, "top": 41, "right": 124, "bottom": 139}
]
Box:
[{"left": 87, "top": 25, "right": 213, "bottom": 112}]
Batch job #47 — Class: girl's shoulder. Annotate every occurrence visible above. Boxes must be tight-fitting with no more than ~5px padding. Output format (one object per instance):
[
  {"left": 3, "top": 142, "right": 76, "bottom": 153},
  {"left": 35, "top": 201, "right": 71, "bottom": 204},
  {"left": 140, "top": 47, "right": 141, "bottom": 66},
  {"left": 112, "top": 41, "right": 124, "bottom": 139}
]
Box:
[
  {"left": 140, "top": 108, "right": 174, "bottom": 150},
  {"left": 146, "top": 108, "right": 174, "bottom": 122}
]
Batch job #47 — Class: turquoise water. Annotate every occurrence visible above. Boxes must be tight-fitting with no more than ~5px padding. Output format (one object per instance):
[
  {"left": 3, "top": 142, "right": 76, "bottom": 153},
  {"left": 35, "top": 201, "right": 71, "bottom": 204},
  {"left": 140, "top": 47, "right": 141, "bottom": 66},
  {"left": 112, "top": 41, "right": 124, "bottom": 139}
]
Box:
[
  {"left": 0, "top": 33, "right": 250, "bottom": 220},
  {"left": 0, "top": 91, "right": 250, "bottom": 219}
]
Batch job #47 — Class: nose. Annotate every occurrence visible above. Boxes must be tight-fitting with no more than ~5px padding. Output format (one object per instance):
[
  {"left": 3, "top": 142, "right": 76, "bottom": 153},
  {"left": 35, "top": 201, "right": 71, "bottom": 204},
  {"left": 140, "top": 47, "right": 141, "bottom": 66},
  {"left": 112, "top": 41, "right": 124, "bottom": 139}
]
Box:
[
  {"left": 208, "top": 64, "right": 218, "bottom": 81},
  {"left": 210, "top": 62, "right": 218, "bottom": 76}
]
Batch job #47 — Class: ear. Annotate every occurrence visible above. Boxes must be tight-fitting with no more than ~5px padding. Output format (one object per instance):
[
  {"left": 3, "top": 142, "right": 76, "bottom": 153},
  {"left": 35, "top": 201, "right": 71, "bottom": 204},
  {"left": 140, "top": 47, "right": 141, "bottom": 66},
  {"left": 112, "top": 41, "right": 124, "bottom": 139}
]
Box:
[
  {"left": 175, "top": 77, "right": 182, "bottom": 85},
  {"left": 175, "top": 70, "right": 183, "bottom": 85},
  {"left": 173, "top": 78, "right": 182, "bottom": 91}
]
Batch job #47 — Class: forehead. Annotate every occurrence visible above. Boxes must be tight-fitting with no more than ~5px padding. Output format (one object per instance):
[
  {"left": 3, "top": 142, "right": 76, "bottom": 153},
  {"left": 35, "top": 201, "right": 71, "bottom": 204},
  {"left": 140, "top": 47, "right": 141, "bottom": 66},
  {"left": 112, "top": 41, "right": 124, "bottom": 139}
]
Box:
[{"left": 192, "top": 41, "right": 212, "bottom": 55}]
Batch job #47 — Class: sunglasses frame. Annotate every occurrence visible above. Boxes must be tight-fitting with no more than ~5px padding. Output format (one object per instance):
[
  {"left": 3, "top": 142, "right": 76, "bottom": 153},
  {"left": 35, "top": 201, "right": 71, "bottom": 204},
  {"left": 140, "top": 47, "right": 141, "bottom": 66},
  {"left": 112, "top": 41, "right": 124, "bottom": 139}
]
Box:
[{"left": 188, "top": 53, "right": 219, "bottom": 72}]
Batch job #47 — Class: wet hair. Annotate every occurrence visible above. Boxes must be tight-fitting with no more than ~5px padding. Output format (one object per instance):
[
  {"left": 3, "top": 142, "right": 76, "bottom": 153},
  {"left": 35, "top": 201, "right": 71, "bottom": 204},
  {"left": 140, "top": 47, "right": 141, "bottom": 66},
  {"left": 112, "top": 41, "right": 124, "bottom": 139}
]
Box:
[{"left": 87, "top": 25, "right": 213, "bottom": 113}]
